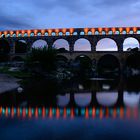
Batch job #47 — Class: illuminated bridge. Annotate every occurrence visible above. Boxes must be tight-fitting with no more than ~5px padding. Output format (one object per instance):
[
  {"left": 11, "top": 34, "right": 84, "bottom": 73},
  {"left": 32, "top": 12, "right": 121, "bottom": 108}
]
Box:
[{"left": 0, "top": 27, "right": 140, "bottom": 71}]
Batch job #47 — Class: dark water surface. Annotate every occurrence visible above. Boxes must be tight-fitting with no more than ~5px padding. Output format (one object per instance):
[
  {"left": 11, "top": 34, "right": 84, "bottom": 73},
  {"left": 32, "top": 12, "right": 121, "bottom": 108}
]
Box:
[{"left": 0, "top": 78, "right": 140, "bottom": 140}]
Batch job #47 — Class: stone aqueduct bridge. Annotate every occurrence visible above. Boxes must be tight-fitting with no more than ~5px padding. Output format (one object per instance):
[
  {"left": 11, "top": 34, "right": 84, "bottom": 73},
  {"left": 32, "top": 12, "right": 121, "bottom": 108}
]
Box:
[{"left": 0, "top": 27, "right": 140, "bottom": 69}]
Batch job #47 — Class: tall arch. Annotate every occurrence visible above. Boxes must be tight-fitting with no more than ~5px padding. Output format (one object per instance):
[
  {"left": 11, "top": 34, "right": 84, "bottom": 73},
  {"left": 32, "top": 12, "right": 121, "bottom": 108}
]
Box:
[
  {"left": 123, "top": 37, "right": 139, "bottom": 51},
  {"left": 53, "top": 39, "right": 69, "bottom": 52},
  {"left": 96, "top": 38, "right": 118, "bottom": 51},
  {"left": 15, "top": 40, "right": 27, "bottom": 53},
  {"left": 32, "top": 39, "right": 48, "bottom": 49},
  {"left": 97, "top": 54, "right": 120, "bottom": 78},
  {"left": 74, "top": 38, "right": 91, "bottom": 51}
]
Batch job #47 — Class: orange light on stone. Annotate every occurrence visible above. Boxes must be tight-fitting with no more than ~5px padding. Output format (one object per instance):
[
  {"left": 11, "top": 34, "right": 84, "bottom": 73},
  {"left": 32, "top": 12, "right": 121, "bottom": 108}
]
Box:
[
  {"left": 55, "top": 29, "right": 59, "bottom": 36},
  {"left": 4, "top": 31, "right": 7, "bottom": 36},
  {"left": 48, "top": 29, "right": 52, "bottom": 36},
  {"left": 16, "top": 31, "right": 19, "bottom": 36},
  {"left": 27, "top": 30, "right": 31, "bottom": 36},
  {"left": 126, "top": 27, "right": 130, "bottom": 34},
  {"left": 10, "top": 31, "right": 14, "bottom": 36},
  {"left": 105, "top": 28, "right": 109, "bottom": 34},
  {"left": 69, "top": 28, "right": 74, "bottom": 35},
  {"left": 98, "top": 28, "right": 102, "bottom": 34},
  {"left": 133, "top": 27, "right": 137, "bottom": 33},
  {"left": 62, "top": 28, "right": 66, "bottom": 35},
  {"left": 84, "top": 28, "right": 89, "bottom": 35},
  {"left": 0, "top": 32, "right": 2, "bottom": 36},
  {"left": 41, "top": 30, "right": 45, "bottom": 35},
  {"left": 91, "top": 28, "right": 95, "bottom": 34},
  {"left": 34, "top": 30, "right": 38, "bottom": 36},
  {"left": 119, "top": 28, "right": 123, "bottom": 34},
  {"left": 112, "top": 27, "right": 116, "bottom": 34}
]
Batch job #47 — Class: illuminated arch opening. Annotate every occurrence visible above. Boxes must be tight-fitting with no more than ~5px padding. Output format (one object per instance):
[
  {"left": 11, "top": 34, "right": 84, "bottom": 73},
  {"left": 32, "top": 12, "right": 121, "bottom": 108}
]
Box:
[
  {"left": 96, "top": 38, "right": 118, "bottom": 51},
  {"left": 123, "top": 37, "right": 139, "bottom": 51},
  {"left": 96, "top": 92, "right": 118, "bottom": 107},
  {"left": 15, "top": 40, "right": 27, "bottom": 53},
  {"left": 57, "top": 94, "right": 70, "bottom": 107},
  {"left": 74, "top": 93, "right": 92, "bottom": 107},
  {"left": 88, "top": 31, "right": 92, "bottom": 35},
  {"left": 53, "top": 39, "right": 69, "bottom": 51},
  {"left": 80, "top": 31, "right": 85, "bottom": 35},
  {"left": 97, "top": 54, "right": 120, "bottom": 78},
  {"left": 124, "top": 92, "right": 140, "bottom": 108},
  {"left": 74, "top": 38, "right": 91, "bottom": 51},
  {"left": 32, "top": 39, "right": 48, "bottom": 49}
]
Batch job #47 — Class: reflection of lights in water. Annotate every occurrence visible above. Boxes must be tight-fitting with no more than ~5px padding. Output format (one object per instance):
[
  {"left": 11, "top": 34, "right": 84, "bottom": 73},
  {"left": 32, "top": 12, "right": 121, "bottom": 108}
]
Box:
[
  {"left": 96, "top": 92, "right": 118, "bottom": 107},
  {"left": 102, "top": 84, "right": 110, "bottom": 90},
  {"left": 0, "top": 106, "right": 139, "bottom": 119},
  {"left": 123, "top": 92, "right": 140, "bottom": 108},
  {"left": 74, "top": 93, "right": 92, "bottom": 107},
  {"left": 57, "top": 94, "right": 70, "bottom": 107}
]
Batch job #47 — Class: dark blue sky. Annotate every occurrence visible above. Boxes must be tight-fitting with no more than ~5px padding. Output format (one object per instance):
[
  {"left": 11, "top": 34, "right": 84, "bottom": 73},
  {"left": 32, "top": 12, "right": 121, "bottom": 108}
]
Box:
[{"left": 0, "top": 0, "right": 140, "bottom": 31}]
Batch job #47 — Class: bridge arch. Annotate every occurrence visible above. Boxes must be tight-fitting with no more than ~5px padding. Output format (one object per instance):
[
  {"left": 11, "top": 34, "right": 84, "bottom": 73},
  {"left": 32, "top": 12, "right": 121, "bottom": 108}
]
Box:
[
  {"left": 53, "top": 39, "right": 69, "bottom": 51},
  {"left": 96, "top": 38, "right": 118, "bottom": 51},
  {"left": 57, "top": 94, "right": 70, "bottom": 107},
  {"left": 96, "top": 92, "right": 118, "bottom": 107},
  {"left": 74, "top": 38, "right": 91, "bottom": 51},
  {"left": 15, "top": 40, "right": 27, "bottom": 53},
  {"left": 32, "top": 39, "right": 48, "bottom": 49},
  {"left": 123, "top": 37, "right": 140, "bottom": 51},
  {"left": 97, "top": 54, "right": 120, "bottom": 78},
  {"left": 123, "top": 92, "right": 140, "bottom": 108},
  {"left": 74, "top": 93, "right": 92, "bottom": 107}
]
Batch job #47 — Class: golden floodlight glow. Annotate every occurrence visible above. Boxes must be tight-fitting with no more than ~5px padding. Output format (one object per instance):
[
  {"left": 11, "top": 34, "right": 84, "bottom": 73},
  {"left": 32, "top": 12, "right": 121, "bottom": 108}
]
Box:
[
  {"left": 62, "top": 28, "right": 66, "bottom": 34},
  {"left": 48, "top": 29, "right": 52, "bottom": 36},
  {"left": 119, "top": 28, "right": 123, "bottom": 33},
  {"left": 34, "top": 30, "right": 38, "bottom": 35},
  {"left": 4, "top": 31, "right": 7, "bottom": 35},
  {"left": 41, "top": 29, "right": 45, "bottom": 35},
  {"left": 84, "top": 28, "right": 89, "bottom": 35},
  {"left": 98, "top": 28, "right": 102, "bottom": 33},
  {"left": 91, "top": 28, "right": 95, "bottom": 34},
  {"left": 126, "top": 27, "right": 130, "bottom": 34},
  {"left": 112, "top": 27, "right": 116, "bottom": 34},
  {"left": 70, "top": 28, "right": 74, "bottom": 35},
  {"left": 133, "top": 27, "right": 137, "bottom": 33},
  {"left": 10, "top": 31, "right": 14, "bottom": 35}
]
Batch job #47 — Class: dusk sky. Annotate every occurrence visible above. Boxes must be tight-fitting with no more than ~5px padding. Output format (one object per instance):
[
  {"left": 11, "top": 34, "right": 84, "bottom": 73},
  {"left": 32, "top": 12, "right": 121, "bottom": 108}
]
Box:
[{"left": 0, "top": 0, "right": 140, "bottom": 31}]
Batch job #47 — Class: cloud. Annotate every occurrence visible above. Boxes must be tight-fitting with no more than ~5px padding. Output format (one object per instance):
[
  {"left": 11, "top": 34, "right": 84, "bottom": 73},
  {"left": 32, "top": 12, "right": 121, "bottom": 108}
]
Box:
[{"left": 0, "top": 0, "right": 140, "bottom": 31}]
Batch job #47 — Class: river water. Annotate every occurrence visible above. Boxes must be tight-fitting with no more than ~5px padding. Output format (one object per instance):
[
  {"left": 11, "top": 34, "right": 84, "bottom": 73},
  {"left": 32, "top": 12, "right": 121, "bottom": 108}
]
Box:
[{"left": 0, "top": 77, "right": 140, "bottom": 140}]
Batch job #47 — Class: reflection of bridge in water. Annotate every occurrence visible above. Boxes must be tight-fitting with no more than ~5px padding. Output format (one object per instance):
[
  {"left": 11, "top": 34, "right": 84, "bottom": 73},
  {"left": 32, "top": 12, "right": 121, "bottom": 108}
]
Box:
[{"left": 0, "top": 27, "right": 140, "bottom": 71}]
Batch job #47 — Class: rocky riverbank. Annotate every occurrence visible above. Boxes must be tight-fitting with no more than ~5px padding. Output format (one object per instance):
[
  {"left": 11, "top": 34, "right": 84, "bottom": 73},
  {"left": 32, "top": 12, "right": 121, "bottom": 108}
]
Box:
[{"left": 0, "top": 74, "right": 21, "bottom": 94}]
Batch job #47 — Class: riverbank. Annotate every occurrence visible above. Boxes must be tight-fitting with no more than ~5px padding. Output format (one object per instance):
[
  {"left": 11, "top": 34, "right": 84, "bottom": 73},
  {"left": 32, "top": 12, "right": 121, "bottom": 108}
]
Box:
[{"left": 0, "top": 74, "right": 21, "bottom": 94}]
